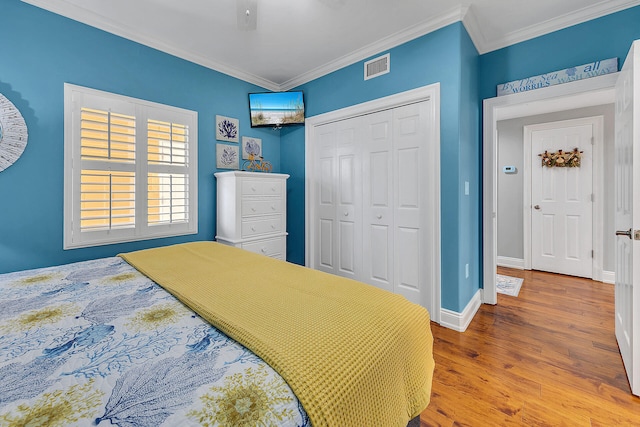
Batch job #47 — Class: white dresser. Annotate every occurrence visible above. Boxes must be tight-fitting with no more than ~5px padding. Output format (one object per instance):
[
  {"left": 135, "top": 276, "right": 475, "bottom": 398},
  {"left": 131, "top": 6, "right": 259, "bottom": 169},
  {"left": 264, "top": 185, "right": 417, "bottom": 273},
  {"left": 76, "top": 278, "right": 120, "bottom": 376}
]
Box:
[{"left": 215, "top": 171, "right": 289, "bottom": 260}]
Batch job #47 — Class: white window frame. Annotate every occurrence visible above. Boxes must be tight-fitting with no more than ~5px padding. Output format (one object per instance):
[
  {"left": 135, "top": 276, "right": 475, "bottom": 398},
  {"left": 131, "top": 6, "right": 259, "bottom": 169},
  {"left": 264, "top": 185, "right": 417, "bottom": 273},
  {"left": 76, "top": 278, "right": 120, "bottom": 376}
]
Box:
[{"left": 63, "top": 83, "right": 198, "bottom": 249}]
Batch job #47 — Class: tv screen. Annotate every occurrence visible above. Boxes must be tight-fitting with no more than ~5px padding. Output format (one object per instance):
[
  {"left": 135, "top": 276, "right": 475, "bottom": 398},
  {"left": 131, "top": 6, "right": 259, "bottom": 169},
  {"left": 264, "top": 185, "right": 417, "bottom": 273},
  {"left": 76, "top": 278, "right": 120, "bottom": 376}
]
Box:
[{"left": 249, "top": 91, "right": 305, "bottom": 128}]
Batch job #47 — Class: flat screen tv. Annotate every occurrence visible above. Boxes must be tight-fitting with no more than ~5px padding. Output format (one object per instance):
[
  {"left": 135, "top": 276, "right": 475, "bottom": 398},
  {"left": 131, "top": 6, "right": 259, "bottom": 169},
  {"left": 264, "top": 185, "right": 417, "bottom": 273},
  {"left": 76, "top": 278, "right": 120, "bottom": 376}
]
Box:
[{"left": 249, "top": 91, "right": 305, "bottom": 128}]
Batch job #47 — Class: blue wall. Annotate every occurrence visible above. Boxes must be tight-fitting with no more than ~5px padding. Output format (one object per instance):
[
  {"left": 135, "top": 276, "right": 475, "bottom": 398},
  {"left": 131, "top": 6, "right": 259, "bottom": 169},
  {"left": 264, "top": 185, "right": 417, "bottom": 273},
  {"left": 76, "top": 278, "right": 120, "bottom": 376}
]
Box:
[
  {"left": 0, "top": 0, "right": 280, "bottom": 274},
  {"left": 480, "top": 6, "right": 640, "bottom": 100},
  {"left": 283, "top": 23, "right": 482, "bottom": 312}
]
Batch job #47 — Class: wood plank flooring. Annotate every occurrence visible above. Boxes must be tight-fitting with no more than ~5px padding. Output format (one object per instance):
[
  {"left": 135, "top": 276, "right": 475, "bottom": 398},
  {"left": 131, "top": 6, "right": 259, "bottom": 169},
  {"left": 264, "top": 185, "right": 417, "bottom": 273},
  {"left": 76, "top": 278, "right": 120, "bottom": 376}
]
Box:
[{"left": 420, "top": 268, "right": 640, "bottom": 426}]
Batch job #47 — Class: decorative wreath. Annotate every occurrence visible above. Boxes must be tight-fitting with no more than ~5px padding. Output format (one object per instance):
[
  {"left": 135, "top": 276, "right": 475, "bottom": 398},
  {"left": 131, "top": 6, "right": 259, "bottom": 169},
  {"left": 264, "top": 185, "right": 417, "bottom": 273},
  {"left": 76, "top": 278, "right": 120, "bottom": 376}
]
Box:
[
  {"left": 0, "top": 93, "right": 28, "bottom": 172},
  {"left": 538, "top": 147, "right": 582, "bottom": 168}
]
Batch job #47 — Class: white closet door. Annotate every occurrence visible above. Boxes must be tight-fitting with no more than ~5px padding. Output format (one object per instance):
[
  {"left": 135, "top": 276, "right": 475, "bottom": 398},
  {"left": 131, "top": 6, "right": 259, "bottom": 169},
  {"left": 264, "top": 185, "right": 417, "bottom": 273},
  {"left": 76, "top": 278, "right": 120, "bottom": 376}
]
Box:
[
  {"left": 315, "top": 124, "right": 337, "bottom": 274},
  {"left": 313, "top": 119, "right": 361, "bottom": 279},
  {"left": 336, "top": 122, "right": 362, "bottom": 280},
  {"left": 362, "top": 110, "right": 394, "bottom": 292},
  {"left": 393, "top": 102, "right": 428, "bottom": 305}
]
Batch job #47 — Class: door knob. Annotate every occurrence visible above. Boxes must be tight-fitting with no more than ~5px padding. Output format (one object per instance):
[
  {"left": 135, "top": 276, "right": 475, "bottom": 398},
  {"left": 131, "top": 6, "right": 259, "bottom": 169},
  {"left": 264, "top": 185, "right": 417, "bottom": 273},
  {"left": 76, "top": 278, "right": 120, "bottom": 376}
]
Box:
[
  {"left": 534, "top": 205, "right": 541, "bottom": 210},
  {"left": 616, "top": 228, "right": 632, "bottom": 239}
]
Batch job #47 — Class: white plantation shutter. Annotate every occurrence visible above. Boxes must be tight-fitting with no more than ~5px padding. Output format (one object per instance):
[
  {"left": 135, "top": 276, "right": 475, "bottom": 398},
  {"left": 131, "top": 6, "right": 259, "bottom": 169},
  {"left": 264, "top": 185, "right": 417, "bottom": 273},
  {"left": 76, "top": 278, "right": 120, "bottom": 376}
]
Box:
[{"left": 64, "top": 84, "right": 198, "bottom": 249}]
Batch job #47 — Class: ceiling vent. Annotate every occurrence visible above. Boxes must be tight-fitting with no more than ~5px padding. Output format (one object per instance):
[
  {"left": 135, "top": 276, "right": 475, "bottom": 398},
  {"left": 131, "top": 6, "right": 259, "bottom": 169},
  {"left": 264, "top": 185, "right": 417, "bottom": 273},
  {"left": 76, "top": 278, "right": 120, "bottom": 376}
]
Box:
[{"left": 364, "top": 53, "right": 390, "bottom": 80}]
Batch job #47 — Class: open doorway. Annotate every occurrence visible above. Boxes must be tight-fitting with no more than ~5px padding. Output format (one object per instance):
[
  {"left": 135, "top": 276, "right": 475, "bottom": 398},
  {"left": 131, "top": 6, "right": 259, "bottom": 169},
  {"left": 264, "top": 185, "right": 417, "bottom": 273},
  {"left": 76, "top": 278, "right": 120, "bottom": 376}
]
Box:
[
  {"left": 496, "top": 110, "right": 614, "bottom": 281},
  {"left": 483, "top": 73, "right": 618, "bottom": 304}
]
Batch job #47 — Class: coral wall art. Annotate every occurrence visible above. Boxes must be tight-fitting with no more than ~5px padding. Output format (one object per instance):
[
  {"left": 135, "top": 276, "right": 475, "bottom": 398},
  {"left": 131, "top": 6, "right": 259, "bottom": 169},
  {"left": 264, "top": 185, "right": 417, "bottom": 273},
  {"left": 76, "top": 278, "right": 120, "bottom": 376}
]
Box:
[
  {"left": 216, "top": 144, "right": 239, "bottom": 170},
  {"left": 215, "top": 115, "right": 239, "bottom": 142},
  {"left": 241, "top": 136, "right": 262, "bottom": 160}
]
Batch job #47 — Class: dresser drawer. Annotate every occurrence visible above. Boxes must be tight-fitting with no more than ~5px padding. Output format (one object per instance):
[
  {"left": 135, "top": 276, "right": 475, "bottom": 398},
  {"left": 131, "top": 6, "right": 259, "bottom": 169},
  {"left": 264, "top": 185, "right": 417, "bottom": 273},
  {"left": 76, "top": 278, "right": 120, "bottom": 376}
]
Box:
[
  {"left": 241, "top": 199, "right": 283, "bottom": 217},
  {"left": 241, "top": 179, "right": 284, "bottom": 197},
  {"left": 241, "top": 236, "right": 285, "bottom": 258},
  {"left": 241, "top": 216, "right": 284, "bottom": 238}
]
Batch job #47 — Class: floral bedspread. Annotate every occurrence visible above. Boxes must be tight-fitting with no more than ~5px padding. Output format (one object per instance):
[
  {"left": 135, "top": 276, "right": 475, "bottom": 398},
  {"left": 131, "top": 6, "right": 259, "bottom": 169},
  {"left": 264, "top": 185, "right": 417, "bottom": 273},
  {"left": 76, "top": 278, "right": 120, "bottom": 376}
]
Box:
[{"left": 0, "top": 257, "right": 310, "bottom": 427}]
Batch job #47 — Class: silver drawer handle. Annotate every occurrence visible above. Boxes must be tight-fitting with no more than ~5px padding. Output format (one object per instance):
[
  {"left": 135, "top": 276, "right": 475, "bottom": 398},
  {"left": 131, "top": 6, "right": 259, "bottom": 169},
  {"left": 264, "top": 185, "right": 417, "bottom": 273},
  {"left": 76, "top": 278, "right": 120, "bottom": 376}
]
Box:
[
  {"left": 271, "top": 205, "right": 276, "bottom": 210},
  {"left": 344, "top": 211, "right": 349, "bottom": 216},
  {"left": 251, "top": 207, "right": 256, "bottom": 212},
  {"left": 251, "top": 226, "right": 256, "bottom": 232},
  {"left": 377, "top": 214, "right": 382, "bottom": 219},
  {"left": 271, "top": 224, "right": 276, "bottom": 229},
  {"left": 261, "top": 247, "right": 267, "bottom": 253}
]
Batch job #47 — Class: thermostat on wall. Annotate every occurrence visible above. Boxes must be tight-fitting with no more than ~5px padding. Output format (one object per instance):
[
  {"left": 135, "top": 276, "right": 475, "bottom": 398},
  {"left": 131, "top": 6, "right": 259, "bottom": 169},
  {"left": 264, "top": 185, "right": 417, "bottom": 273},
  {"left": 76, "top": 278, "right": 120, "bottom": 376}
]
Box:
[{"left": 503, "top": 166, "right": 517, "bottom": 174}]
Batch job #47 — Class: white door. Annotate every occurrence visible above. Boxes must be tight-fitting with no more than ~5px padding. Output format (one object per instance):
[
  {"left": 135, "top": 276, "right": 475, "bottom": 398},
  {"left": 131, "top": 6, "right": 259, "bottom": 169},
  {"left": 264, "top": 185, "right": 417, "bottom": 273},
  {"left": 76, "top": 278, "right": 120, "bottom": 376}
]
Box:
[
  {"left": 615, "top": 40, "right": 640, "bottom": 396},
  {"left": 529, "top": 120, "right": 593, "bottom": 278},
  {"left": 362, "top": 110, "right": 394, "bottom": 293},
  {"left": 313, "top": 119, "right": 361, "bottom": 280},
  {"left": 392, "top": 102, "right": 428, "bottom": 305}
]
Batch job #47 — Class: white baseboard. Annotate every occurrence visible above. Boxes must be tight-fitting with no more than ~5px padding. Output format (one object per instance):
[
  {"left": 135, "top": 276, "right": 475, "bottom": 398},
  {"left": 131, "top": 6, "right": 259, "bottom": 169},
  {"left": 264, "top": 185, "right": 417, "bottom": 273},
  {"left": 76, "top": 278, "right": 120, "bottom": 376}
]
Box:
[
  {"left": 602, "top": 270, "right": 615, "bottom": 284},
  {"left": 440, "top": 289, "right": 482, "bottom": 332},
  {"left": 497, "top": 256, "right": 525, "bottom": 270}
]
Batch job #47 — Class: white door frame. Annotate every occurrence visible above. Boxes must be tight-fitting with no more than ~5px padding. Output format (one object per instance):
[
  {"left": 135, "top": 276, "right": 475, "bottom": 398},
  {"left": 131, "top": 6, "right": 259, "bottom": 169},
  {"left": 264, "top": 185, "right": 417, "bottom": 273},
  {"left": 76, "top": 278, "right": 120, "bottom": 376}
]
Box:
[
  {"left": 522, "top": 116, "right": 604, "bottom": 279},
  {"left": 483, "top": 73, "right": 618, "bottom": 304},
  {"left": 305, "top": 83, "right": 441, "bottom": 323}
]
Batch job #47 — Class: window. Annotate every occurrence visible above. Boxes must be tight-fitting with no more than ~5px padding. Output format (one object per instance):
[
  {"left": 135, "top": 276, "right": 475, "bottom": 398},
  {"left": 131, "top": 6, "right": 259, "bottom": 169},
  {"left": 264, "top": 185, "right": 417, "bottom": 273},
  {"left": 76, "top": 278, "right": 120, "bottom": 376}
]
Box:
[{"left": 64, "top": 84, "right": 198, "bottom": 249}]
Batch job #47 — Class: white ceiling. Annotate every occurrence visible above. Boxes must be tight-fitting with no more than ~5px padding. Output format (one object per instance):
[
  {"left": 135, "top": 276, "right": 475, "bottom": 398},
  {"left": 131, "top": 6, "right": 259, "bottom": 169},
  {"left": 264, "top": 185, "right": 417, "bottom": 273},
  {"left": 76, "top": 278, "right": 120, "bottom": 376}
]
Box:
[{"left": 23, "top": 0, "right": 640, "bottom": 91}]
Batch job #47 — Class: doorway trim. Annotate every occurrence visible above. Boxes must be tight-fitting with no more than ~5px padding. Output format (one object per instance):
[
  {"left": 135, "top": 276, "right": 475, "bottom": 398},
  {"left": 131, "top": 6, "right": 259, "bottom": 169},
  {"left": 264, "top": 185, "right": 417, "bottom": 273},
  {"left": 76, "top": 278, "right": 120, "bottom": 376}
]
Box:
[
  {"left": 523, "top": 116, "right": 604, "bottom": 279},
  {"left": 483, "top": 73, "right": 618, "bottom": 304},
  {"left": 304, "top": 83, "right": 441, "bottom": 323}
]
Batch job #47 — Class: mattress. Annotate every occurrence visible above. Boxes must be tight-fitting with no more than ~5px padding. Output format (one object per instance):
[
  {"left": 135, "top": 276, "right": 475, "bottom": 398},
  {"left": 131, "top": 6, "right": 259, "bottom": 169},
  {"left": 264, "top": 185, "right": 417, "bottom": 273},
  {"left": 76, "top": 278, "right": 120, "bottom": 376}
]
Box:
[{"left": 0, "top": 256, "right": 310, "bottom": 426}]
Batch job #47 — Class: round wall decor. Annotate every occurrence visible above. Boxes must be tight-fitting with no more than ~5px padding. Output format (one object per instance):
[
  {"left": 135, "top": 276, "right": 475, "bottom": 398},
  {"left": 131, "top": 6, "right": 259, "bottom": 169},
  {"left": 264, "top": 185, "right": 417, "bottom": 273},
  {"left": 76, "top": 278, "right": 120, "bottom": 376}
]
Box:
[{"left": 0, "top": 93, "right": 28, "bottom": 172}]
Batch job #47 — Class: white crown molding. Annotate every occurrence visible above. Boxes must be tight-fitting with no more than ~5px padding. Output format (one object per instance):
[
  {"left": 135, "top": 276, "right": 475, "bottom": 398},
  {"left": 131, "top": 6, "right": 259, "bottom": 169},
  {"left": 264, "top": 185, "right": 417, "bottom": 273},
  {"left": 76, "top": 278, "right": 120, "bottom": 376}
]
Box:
[
  {"left": 22, "top": 0, "right": 640, "bottom": 91},
  {"left": 472, "top": 0, "right": 640, "bottom": 54},
  {"left": 21, "top": 0, "right": 280, "bottom": 91},
  {"left": 278, "top": 5, "right": 468, "bottom": 91}
]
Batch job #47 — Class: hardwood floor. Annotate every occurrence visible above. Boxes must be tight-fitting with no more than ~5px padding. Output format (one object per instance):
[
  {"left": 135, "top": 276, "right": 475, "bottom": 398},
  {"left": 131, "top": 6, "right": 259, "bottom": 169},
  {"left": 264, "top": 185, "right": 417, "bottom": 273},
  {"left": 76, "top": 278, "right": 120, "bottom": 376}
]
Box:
[{"left": 420, "top": 268, "right": 640, "bottom": 426}]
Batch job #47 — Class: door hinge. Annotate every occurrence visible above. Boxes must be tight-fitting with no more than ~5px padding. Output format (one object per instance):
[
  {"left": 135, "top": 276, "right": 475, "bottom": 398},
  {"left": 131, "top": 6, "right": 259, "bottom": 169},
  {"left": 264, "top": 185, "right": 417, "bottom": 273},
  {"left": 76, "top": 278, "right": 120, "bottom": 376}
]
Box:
[
  {"left": 591, "top": 194, "right": 594, "bottom": 202},
  {"left": 591, "top": 250, "right": 594, "bottom": 258},
  {"left": 591, "top": 137, "right": 595, "bottom": 145}
]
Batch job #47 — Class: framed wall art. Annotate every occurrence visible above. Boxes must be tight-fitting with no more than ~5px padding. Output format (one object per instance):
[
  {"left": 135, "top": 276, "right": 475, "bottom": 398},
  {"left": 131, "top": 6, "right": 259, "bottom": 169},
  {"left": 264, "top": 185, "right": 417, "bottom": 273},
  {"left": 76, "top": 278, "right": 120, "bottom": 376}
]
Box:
[
  {"left": 216, "top": 144, "right": 239, "bottom": 170},
  {"left": 216, "top": 115, "right": 239, "bottom": 143},
  {"left": 241, "top": 136, "right": 262, "bottom": 160}
]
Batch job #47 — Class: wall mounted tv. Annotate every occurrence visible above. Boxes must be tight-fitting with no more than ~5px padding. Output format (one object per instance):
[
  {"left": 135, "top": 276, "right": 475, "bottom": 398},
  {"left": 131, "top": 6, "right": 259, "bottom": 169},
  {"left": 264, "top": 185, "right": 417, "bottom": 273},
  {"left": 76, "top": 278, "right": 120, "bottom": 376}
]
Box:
[{"left": 249, "top": 91, "right": 305, "bottom": 128}]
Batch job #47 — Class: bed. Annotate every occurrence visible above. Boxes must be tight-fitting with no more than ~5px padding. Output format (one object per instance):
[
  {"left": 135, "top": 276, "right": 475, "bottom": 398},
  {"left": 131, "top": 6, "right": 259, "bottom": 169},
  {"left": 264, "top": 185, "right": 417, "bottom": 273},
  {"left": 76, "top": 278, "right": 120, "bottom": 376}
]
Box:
[{"left": 0, "top": 241, "right": 434, "bottom": 426}]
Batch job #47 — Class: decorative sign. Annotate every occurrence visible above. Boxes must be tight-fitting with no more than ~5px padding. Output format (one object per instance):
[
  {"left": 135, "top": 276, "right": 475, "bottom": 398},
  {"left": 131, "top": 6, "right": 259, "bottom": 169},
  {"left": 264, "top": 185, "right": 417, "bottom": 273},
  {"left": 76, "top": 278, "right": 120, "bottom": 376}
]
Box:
[
  {"left": 538, "top": 148, "right": 583, "bottom": 168},
  {"left": 497, "top": 58, "right": 618, "bottom": 97}
]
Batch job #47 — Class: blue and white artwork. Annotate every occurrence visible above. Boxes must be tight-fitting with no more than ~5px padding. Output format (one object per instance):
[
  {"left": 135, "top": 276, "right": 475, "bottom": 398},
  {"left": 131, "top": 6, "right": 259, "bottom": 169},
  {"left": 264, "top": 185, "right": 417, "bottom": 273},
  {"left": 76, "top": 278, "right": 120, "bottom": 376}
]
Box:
[
  {"left": 241, "top": 136, "right": 262, "bottom": 160},
  {"left": 216, "top": 143, "right": 239, "bottom": 169},
  {"left": 215, "top": 115, "right": 239, "bottom": 142}
]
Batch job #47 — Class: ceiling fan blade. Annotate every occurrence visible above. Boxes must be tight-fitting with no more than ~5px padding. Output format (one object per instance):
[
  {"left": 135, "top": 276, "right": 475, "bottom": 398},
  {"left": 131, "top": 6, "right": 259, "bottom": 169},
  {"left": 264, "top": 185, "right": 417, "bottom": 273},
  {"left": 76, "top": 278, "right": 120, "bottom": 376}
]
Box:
[{"left": 237, "top": 0, "right": 258, "bottom": 31}]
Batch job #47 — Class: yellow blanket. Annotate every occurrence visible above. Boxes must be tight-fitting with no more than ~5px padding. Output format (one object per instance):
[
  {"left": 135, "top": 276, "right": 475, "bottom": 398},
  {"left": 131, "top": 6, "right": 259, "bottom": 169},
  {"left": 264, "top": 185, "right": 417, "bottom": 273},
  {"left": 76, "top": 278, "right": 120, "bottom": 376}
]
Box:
[{"left": 120, "top": 241, "right": 434, "bottom": 427}]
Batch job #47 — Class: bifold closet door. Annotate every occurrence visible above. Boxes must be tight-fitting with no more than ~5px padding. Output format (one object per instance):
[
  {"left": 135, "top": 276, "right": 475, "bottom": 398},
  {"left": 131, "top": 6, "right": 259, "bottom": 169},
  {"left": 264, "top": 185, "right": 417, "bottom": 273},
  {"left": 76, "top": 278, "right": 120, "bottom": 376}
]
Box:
[
  {"left": 391, "top": 102, "right": 428, "bottom": 306},
  {"left": 313, "top": 118, "right": 362, "bottom": 280},
  {"left": 312, "top": 101, "right": 429, "bottom": 307},
  {"left": 362, "top": 103, "right": 427, "bottom": 305},
  {"left": 362, "top": 110, "right": 394, "bottom": 293}
]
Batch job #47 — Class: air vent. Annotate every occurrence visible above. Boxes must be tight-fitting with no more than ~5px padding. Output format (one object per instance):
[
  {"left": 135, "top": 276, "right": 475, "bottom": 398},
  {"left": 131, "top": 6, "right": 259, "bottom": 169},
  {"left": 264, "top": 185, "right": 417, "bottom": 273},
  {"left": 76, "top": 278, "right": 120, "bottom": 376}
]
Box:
[{"left": 364, "top": 53, "right": 390, "bottom": 80}]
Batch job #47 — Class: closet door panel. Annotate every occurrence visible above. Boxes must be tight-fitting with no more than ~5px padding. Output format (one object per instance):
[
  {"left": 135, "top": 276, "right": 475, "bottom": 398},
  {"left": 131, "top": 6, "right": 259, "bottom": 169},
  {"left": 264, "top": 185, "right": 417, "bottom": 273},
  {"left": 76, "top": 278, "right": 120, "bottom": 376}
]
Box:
[
  {"left": 336, "top": 124, "right": 361, "bottom": 279},
  {"left": 315, "top": 126, "right": 337, "bottom": 274},
  {"left": 393, "top": 103, "right": 428, "bottom": 304},
  {"left": 362, "top": 110, "right": 393, "bottom": 292}
]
